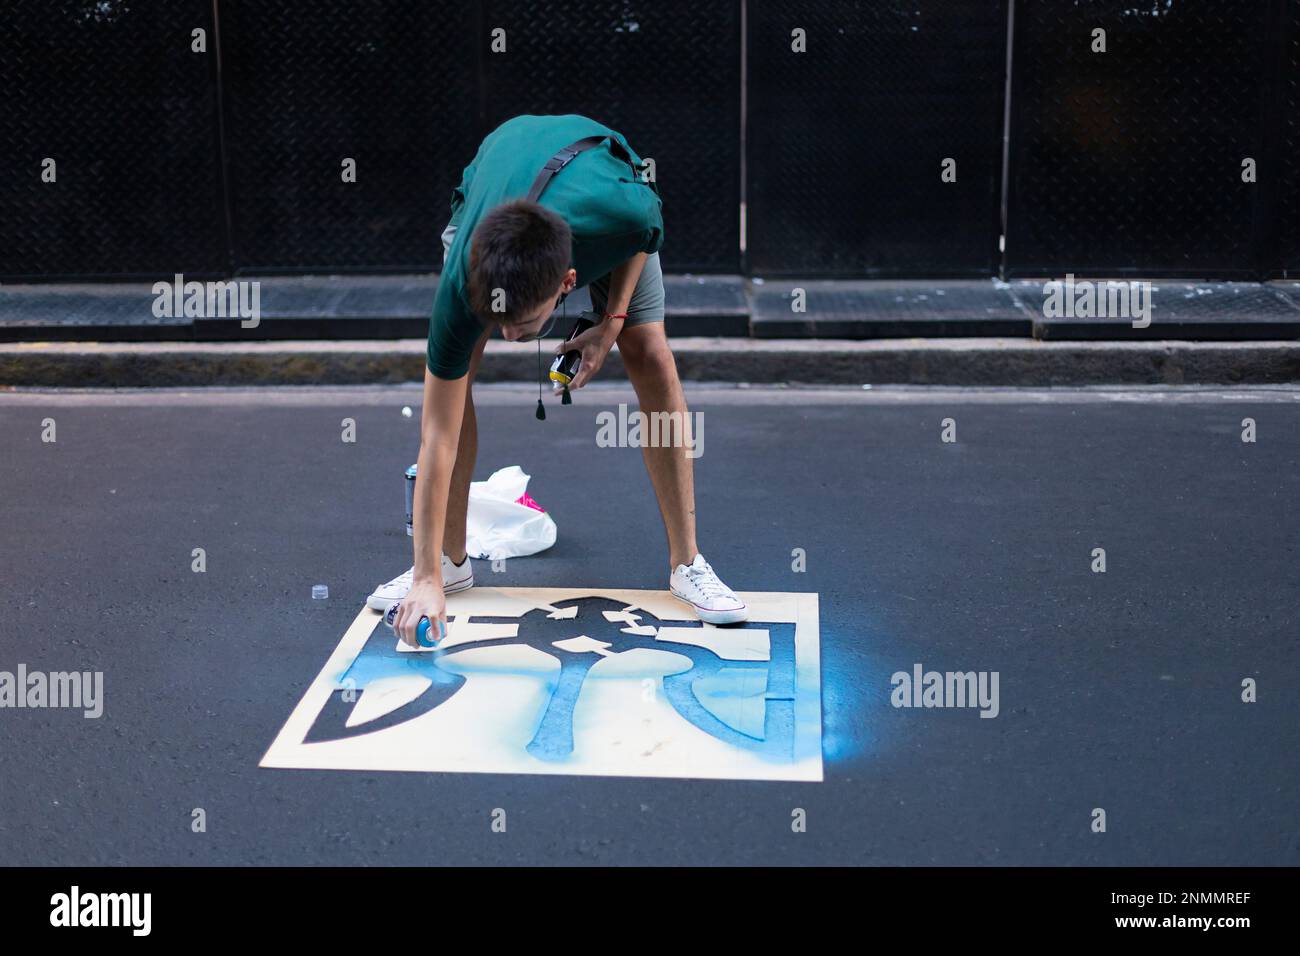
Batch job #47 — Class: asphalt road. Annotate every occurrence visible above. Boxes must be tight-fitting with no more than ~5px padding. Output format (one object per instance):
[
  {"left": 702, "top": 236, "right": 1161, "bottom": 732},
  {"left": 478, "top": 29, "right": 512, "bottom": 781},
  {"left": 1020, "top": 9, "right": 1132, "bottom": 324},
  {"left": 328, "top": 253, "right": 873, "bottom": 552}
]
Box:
[{"left": 1, "top": 383, "right": 1296, "bottom": 865}]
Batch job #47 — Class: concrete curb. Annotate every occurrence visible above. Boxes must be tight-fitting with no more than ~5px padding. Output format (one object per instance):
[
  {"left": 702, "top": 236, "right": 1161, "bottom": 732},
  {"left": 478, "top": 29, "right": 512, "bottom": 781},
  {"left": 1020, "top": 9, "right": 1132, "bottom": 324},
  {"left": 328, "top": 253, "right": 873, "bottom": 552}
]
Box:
[{"left": 2, "top": 338, "right": 1298, "bottom": 388}]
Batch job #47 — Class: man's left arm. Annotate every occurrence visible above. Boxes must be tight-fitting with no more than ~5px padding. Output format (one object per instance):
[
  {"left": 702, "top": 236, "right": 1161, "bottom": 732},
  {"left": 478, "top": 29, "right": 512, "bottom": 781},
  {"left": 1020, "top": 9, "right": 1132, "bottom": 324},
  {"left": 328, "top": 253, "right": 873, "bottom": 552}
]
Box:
[{"left": 603, "top": 251, "right": 647, "bottom": 318}]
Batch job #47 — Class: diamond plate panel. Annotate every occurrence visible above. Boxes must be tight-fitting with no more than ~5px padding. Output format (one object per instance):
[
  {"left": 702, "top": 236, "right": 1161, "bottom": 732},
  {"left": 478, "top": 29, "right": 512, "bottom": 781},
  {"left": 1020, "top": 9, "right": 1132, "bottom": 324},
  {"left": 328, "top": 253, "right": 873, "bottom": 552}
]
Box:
[
  {"left": 0, "top": 0, "right": 227, "bottom": 279},
  {"left": 220, "top": 1, "right": 477, "bottom": 273},
  {"left": 1277, "top": 0, "right": 1300, "bottom": 275},
  {"left": 478, "top": 0, "right": 741, "bottom": 273},
  {"left": 1005, "top": 0, "right": 1273, "bottom": 278},
  {"left": 746, "top": 1, "right": 1007, "bottom": 277}
]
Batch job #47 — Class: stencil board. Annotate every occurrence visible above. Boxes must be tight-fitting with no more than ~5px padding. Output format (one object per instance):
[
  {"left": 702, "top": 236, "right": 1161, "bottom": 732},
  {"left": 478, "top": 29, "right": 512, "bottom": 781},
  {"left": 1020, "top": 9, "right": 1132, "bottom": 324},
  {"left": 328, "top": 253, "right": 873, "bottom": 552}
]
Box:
[{"left": 262, "top": 587, "right": 821, "bottom": 781}]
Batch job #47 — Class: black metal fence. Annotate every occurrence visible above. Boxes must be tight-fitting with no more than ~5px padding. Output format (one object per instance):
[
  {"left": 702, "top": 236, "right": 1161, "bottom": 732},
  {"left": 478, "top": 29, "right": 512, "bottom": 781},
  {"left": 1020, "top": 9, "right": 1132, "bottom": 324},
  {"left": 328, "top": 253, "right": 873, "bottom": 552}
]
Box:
[{"left": 1, "top": 1, "right": 1296, "bottom": 281}]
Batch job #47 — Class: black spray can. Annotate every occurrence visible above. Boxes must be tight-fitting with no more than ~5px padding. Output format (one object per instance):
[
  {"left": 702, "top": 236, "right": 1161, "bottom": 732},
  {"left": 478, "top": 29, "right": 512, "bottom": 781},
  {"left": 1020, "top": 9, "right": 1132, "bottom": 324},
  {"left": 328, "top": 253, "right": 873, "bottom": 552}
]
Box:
[{"left": 548, "top": 312, "right": 598, "bottom": 388}]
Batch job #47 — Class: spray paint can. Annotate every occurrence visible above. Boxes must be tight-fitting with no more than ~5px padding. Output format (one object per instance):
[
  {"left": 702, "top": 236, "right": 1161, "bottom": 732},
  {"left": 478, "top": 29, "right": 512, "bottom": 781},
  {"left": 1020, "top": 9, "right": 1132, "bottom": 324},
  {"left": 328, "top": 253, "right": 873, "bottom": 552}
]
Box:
[
  {"left": 384, "top": 601, "right": 445, "bottom": 647},
  {"left": 549, "top": 312, "right": 598, "bottom": 388},
  {"left": 404, "top": 463, "right": 417, "bottom": 536}
]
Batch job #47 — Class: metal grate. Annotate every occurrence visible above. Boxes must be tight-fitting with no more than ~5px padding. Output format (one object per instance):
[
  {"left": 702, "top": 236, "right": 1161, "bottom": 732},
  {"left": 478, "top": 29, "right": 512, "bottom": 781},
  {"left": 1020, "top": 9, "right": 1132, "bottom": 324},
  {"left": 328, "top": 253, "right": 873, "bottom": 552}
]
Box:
[
  {"left": 477, "top": 0, "right": 742, "bottom": 273},
  {"left": 1276, "top": 0, "right": 1300, "bottom": 276},
  {"left": 218, "top": 0, "right": 478, "bottom": 274},
  {"left": 3, "top": 0, "right": 1294, "bottom": 282},
  {"left": 745, "top": 0, "right": 1007, "bottom": 277},
  {"left": 0, "top": 0, "right": 227, "bottom": 279},
  {"left": 1005, "top": 0, "right": 1273, "bottom": 279}
]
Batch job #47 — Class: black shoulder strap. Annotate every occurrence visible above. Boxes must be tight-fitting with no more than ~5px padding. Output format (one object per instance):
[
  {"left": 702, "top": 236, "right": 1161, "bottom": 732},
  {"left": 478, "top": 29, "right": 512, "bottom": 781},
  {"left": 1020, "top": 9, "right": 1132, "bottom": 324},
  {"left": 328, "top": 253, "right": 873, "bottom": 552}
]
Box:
[{"left": 525, "top": 133, "right": 634, "bottom": 203}]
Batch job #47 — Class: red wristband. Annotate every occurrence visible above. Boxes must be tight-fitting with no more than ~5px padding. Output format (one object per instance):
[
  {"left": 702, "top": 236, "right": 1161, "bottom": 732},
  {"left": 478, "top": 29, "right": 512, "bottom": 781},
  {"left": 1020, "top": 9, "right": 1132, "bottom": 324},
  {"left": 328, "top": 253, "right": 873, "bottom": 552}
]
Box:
[{"left": 604, "top": 312, "right": 629, "bottom": 320}]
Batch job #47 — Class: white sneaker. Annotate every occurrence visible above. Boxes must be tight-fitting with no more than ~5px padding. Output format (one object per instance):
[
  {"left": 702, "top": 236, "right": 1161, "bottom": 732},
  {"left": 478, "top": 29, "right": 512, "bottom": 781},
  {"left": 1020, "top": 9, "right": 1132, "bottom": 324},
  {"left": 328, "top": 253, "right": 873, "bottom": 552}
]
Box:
[
  {"left": 366, "top": 555, "right": 474, "bottom": 610},
  {"left": 670, "top": 554, "right": 748, "bottom": 624}
]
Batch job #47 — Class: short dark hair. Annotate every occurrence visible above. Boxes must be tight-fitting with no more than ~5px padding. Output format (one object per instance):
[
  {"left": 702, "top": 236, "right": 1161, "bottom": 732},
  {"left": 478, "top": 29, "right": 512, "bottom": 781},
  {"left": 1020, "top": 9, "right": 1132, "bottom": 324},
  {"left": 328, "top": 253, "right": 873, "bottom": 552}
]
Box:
[{"left": 467, "top": 199, "right": 571, "bottom": 323}]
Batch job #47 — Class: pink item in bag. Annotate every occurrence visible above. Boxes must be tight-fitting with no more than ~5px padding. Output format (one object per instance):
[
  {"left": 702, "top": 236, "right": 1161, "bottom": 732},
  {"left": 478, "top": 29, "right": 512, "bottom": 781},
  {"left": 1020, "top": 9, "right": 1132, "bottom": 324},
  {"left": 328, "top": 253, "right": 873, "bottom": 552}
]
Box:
[{"left": 515, "top": 492, "right": 546, "bottom": 513}]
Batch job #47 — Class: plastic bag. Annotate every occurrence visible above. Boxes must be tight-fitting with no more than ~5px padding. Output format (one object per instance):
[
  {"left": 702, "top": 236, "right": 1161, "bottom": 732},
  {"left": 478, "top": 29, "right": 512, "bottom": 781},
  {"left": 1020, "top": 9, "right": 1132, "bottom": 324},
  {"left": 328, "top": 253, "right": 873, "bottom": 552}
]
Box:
[{"left": 465, "top": 466, "right": 557, "bottom": 560}]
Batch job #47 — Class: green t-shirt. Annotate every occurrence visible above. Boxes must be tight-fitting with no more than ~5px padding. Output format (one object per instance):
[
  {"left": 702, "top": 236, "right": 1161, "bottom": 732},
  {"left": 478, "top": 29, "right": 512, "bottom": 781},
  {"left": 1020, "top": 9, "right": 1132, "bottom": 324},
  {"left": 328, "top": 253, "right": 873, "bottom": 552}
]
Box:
[{"left": 427, "top": 114, "right": 664, "bottom": 379}]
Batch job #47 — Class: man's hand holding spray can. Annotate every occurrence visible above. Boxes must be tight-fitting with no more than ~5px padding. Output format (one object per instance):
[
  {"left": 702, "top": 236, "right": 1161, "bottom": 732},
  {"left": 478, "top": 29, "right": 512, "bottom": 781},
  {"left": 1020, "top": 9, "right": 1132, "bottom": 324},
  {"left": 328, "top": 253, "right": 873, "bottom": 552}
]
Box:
[
  {"left": 385, "top": 600, "right": 445, "bottom": 647},
  {"left": 548, "top": 312, "right": 598, "bottom": 403}
]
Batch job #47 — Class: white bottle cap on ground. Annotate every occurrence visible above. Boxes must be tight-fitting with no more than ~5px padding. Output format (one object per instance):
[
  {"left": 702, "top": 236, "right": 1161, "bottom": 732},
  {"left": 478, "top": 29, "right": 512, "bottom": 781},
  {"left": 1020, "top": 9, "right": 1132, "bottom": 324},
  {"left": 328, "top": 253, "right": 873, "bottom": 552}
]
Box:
[{"left": 312, "top": 585, "right": 329, "bottom": 600}]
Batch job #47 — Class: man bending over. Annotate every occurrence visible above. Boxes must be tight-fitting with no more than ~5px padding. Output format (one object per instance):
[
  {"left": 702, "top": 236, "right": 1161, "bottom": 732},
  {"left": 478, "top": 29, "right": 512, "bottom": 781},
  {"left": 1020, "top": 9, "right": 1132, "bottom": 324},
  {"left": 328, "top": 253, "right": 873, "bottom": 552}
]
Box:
[{"left": 377, "top": 114, "right": 747, "bottom": 646}]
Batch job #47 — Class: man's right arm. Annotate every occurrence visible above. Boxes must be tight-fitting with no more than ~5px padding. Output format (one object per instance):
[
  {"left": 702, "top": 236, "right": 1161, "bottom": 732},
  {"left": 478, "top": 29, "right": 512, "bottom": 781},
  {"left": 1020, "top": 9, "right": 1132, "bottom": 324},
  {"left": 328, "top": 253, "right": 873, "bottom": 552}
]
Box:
[
  {"left": 393, "top": 365, "right": 467, "bottom": 645},
  {"left": 415, "top": 364, "right": 468, "bottom": 582}
]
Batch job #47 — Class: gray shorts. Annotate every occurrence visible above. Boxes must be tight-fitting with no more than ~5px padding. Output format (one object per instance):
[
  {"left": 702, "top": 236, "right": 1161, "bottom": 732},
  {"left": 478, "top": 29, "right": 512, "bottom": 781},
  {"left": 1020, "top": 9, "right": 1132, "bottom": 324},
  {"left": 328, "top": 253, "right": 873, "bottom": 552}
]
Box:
[{"left": 441, "top": 221, "right": 665, "bottom": 327}]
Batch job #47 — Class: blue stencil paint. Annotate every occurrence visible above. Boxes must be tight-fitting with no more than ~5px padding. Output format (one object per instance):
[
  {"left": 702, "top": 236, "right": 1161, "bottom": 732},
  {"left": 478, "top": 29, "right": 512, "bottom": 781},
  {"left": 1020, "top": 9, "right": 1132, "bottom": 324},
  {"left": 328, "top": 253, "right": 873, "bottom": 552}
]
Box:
[
  {"left": 305, "top": 596, "right": 804, "bottom": 764},
  {"left": 694, "top": 667, "right": 770, "bottom": 739}
]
